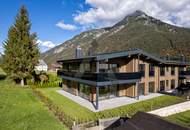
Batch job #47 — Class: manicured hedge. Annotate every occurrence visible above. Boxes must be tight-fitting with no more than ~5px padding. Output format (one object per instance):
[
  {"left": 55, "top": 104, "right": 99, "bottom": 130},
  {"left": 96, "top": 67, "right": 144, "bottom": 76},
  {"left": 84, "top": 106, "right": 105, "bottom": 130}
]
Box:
[{"left": 33, "top": 81, "right": 61, "bottom": 88}]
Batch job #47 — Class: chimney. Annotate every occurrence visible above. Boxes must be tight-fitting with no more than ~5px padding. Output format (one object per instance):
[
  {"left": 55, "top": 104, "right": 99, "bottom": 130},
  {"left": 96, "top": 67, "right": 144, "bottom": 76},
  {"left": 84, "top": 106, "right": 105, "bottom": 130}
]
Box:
[{"left": 75, "top": 45, "right": 83, "bottom": 58}]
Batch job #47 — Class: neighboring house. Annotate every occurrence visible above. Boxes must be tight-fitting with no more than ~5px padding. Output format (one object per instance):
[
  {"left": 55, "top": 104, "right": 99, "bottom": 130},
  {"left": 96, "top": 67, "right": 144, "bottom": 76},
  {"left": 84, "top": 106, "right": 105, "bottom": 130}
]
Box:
[
  {"left": 49, "top": 63, "right": 62, "bottom": 72},
  {"left": 35, "top": 59, "right": 48, "bottom": 71},
  {"left": 104, "top": 112, "right": 190, "bottom": 130},
  {"left": 57, "top": 48, "right": 190, "bottom": 110}
]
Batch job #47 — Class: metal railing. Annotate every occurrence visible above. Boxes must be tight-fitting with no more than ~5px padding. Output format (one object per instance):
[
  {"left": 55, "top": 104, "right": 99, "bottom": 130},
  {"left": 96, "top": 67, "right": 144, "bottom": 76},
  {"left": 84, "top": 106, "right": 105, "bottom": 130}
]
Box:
[
  {"left": 57, "top": 70, "right": 142, "bottom": 82},
  {"left": 179, "top": 71, "right": 190, "bottom": 76}
]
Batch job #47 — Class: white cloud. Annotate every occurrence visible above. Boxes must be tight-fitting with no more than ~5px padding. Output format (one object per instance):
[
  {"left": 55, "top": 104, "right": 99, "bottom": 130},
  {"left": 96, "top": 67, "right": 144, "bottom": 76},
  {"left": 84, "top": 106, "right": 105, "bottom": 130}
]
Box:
[
  {"left": 56, "top": 20, "right": 77, "bottom": 30},
  {"left": 74, "top": 0, "right": 190, "bottom": 28},
  {"left": 37, "top": 40, "right": 56, "bottom": 49}
]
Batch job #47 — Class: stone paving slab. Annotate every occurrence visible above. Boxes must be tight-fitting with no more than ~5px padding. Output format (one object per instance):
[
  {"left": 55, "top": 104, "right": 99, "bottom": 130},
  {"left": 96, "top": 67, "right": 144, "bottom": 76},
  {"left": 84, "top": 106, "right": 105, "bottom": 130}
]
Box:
[{"left": 57, "top": 90, "right": 162, "bottom": 112}]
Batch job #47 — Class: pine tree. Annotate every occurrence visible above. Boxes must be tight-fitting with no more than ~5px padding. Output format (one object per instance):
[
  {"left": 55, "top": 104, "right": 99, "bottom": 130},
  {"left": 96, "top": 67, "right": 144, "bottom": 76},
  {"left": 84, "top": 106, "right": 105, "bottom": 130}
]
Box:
[{"left": 2, "top": 6, "right": 39, "bottom": 86}]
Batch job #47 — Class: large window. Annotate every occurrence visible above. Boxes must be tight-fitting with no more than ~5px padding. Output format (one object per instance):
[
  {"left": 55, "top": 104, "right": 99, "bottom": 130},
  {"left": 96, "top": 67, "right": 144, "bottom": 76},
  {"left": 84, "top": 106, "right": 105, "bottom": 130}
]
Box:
[
  {"left": 166, "top": 80, "right": 169, "bottom": 87},
  {"left": 66, "top": 80, "right": 73, "bottom": 94},
  {"left": 179, "top": 67, "right": 185, "bottom": 73},
  {"left": 139, "top": 64, "right": 145, "bottom": 77},
  {"left": 99, "top": 63, "right": 118, "bottom": 73},
  {"left": 149, "top": 82, "right": 155, "bottom": 93},
  {"left": 99, "top": 86, "right": 118, "bottom": 100},
  {"left": 62, "top": 64, "right": 69, "bottom": 71},
  {"left": 109, "top": 64, "right": 118, "bottom": 72},
  {"left": 160, "top": 80, "right": 165, "bottom": 91},
  {"left": 67, "top": 80, "right": 72, "bottom": 88},
  {"left": 69, "top": 63, "right": 79, "bottom": 72},
  {"left": 84, "top": 63, "right": 90, "bottom": 72},
  {"left": 79, "top": 63, "right": 91, "bottom": 72},
  {"left": 138, "top": 83, "right": 145, "bottom": 95},
  {"left": 79, "top": 84, "right": 91, "bottom": 100},
  {"left": 160, "top": 67, "right": 165, "bottom": 76},
  {"left": 149, "top": 64, "right": 155, "bottom": 77},
  {"left": 171, "top": 67, "right": 175, "bottom": 75},
  {"left": 171, "top": 79, "right": 175, "bottom": 89}
]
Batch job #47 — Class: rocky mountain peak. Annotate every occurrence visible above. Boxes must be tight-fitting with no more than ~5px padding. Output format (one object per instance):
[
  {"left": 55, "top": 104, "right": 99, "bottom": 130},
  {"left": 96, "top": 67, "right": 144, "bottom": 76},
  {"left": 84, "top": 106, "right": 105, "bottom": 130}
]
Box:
[
  {"left": 125, "top": 10, "right": 147, "bottom": 19},
  {"left": 114, "top": 10, "right": 148, "bottom": 27}
]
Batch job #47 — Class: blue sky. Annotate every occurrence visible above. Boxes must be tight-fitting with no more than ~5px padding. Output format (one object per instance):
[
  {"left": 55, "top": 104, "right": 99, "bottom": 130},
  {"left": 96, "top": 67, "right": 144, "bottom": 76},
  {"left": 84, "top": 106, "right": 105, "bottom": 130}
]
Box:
[
  {"left": 0, "top": 0, "right": 190, "bottom": 53},
  {"left": 0, "top": 0, "right": 90, "bottom": 52}
]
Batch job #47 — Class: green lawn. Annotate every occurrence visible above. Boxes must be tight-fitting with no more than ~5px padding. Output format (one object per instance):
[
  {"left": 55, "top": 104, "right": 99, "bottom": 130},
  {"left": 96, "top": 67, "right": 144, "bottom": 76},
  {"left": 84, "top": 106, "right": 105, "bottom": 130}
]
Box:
[
  {"left": 37, "top": 87, "right": 96, "bottom": 121},
  {"left": 166, "top": 110, "right": 190, "bottom": 128},
  {"left": 38, "top": 87, "right": 186, "bottom": 122},
  {"left": 0, "top": 80, "right": 68, "bottom": 130},
  {"left": 0, "top": 67, "right": 6, "bottom": 79}
]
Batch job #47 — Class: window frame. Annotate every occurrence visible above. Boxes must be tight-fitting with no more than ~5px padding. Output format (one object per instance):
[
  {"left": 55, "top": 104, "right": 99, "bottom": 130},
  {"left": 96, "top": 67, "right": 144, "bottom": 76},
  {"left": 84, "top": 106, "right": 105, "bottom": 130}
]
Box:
[
  {"left": 149, "top": 64, "right": 155, "bottom": 77},
  {"left": 160, "top": 66, "right": 165, "bottom": 76},
  {"left": 171, "top": 67, "right": 175, "bottom": 75},
  {"left": 139, "top": 64, "right": 145, "bottom": 77}
]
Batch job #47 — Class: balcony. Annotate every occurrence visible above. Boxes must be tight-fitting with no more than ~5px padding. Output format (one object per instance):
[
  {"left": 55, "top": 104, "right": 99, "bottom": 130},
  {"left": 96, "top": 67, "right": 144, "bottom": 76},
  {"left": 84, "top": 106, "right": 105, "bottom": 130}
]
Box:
[
  {"left": 57, "top": 70, "right": 142, "bottom": 87},
  {"left": 179, "top": 71, "right": 190, "bottom": 78}
]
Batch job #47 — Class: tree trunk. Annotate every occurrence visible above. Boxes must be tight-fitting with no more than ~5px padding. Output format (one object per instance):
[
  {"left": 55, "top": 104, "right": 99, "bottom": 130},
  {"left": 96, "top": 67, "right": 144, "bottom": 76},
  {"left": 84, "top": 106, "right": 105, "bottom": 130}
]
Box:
[{"left": 21, "top": 78, "right": 24, "bottom": 86}]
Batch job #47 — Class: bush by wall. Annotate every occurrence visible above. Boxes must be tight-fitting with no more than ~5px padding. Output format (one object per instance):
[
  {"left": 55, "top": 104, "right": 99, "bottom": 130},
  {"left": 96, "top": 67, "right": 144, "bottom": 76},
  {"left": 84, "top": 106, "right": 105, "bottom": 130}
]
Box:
[{"left": 29, "top": 71, "right": 62, "bottom": 88}]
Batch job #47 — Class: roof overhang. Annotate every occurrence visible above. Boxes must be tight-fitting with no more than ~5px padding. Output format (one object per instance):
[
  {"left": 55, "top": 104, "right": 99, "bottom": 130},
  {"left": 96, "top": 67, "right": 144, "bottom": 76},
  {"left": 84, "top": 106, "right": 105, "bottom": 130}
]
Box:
[{"left": 57, "top": 49, "right": 190, "bottom": 66}]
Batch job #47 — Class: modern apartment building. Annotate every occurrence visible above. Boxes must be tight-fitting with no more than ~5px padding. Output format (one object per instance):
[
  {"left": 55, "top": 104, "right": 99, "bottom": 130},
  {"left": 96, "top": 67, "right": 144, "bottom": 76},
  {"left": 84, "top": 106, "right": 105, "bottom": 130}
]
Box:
[{"left": 57, "top": 48, "right": 190, "bottom": 109}]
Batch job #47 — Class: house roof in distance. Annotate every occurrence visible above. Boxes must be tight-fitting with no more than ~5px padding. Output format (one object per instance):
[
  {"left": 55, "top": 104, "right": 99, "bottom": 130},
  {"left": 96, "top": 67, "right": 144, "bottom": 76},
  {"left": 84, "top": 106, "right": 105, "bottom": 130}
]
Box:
[
  {"left": 57, "top": 48, "right": 190, "bottom": 66},
  {"left": 37, "top": 59, "right": 47, "bottom": 66}
]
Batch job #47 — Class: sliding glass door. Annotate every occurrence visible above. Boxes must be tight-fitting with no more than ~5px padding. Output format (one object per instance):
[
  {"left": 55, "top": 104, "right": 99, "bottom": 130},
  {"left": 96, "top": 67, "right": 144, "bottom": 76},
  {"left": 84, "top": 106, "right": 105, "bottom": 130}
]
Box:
[{"left": 99, "top": 85, "right": 118, "bottom": 100}]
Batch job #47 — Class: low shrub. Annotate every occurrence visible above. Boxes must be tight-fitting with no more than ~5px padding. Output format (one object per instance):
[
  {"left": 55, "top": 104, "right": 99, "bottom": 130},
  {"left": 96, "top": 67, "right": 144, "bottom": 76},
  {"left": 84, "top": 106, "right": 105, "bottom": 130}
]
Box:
[
  {"left": 30, "top": 71, "right": 62, "bottom": 88},
  {"left": 33, "top": 81, "right": 61, "bottom": 88}
]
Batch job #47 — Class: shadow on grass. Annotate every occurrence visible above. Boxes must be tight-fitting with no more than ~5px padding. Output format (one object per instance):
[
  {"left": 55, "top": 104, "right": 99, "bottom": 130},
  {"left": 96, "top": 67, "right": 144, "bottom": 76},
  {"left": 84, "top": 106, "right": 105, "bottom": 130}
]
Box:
[{"left": 0, "top": 74, "right": 6, "bottom": 80}]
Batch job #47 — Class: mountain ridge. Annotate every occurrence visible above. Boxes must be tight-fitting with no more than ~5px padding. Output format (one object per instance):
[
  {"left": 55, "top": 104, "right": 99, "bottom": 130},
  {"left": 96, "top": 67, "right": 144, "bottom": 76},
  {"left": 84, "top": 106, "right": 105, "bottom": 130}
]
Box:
[{"left": 41, "top": 10, "right": 190, "bottom": 68}]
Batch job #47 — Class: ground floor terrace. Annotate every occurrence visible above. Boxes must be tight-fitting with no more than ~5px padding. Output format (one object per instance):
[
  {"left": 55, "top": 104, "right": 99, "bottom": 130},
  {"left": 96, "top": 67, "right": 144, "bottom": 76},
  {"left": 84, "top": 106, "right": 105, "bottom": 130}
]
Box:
[
  {"left": 58, "top": 70, "right": 190, "bottom": 110},
  {"left": 61, "top": 79, "right": 164, "bottom": 110},
  {"left": 57, "top": 89, "right": 163, "bottom": 112},
  {"left": 59, "top": 70, "right": 143, "bottom": 110}
]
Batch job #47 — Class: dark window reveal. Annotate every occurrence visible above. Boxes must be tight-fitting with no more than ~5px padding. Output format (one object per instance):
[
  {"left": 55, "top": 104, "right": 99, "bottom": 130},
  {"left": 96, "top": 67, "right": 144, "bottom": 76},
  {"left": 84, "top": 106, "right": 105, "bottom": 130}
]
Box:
[
  {"left": 160, "top": 67, "right": 165, "bottom": 76},
  {"left": 160, "top": 80, "right": 165, "bottom": 91},
  {"left": 149, "top": 82, "right": 155, "bottom": 93},
  {"left": 149, "top": 64, "right": 155, "bottom": 77},
  {"left": 171, "top": 67, "right": 175, "bottom": 75},
  {"left": 171, "top": 79, "right": 175, "bottom": 89},
  {"left": 139, "top": 64, "right": 145, "bottom": 77}
]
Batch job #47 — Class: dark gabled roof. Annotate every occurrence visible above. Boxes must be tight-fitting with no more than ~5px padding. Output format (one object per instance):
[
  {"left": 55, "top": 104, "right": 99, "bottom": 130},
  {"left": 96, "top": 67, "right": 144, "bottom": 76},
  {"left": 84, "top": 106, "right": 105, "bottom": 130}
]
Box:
[
  {"left": 105, "top": 112, "right": 190, "bottom": 130},
  {"left": 57, "top": 48, "right": 190, "bottom": 66}
]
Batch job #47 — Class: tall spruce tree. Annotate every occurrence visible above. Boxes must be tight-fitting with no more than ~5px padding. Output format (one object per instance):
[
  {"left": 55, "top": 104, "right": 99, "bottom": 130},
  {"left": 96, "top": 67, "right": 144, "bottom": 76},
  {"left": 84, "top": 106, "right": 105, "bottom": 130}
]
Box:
[{"left": 2, "top": 6, "right": 39, "bottom": 86}]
